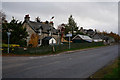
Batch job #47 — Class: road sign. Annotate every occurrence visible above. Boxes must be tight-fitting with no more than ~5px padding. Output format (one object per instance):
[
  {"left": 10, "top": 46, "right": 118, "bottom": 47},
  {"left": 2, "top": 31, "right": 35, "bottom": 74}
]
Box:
[
  {"left": 66, "top": 33, "right": 72, "bottom": 37},
  {"left": 66, "top": 33, "right": 72, "bottom": 49}
]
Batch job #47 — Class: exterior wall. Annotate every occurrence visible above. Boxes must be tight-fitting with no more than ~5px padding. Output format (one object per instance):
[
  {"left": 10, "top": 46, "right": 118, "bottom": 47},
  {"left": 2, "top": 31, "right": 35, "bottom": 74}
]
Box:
[
  {"left": 23, "top": 23, "right": 36, "bottom": 46},
  {"left": 49, "top": 38, "right": 56, "bottom": 44},
  {"left": 52, "top": 34, "right": 60, "bottom": 44},
  {"left": 38, "top": 33, "right": 48, "bottom": 46},
  {"left": 93, "top": 39, "right": 103, "bottom": 42}
]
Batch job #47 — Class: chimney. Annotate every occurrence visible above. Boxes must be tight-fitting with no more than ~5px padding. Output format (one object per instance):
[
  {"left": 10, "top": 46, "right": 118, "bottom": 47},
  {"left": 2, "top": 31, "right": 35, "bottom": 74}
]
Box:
[
  {"left": 24, "top": 14, "right": 30, "bottom": 22},
  {"left": 50, "top": 21, "right": 54, "bottom": 26}
]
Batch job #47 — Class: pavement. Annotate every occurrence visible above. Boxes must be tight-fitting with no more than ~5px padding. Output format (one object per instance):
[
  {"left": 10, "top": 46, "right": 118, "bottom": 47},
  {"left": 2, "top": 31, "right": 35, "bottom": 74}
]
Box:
[{"left": 2, "top": 45, "right": 118, "bottom": 78}]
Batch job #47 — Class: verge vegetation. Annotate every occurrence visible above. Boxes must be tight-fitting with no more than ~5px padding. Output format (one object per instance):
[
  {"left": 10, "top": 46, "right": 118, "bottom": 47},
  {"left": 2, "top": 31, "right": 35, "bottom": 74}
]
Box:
[
  {"left": 2, "top": 42, "right": 105, "bottom": 56},
  {"left": 89, "top": 57, "right": 119, "bottom": 79}
]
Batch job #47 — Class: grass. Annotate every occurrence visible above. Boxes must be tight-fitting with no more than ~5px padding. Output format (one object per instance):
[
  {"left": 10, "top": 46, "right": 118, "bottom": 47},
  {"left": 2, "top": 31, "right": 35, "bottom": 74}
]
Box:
[
  {"left": 103, "top": 58, "right": 120, "bottom": 79},
  {"left": 89, "top": 57, "right": 119, "bottom": 79},
  {"left": 2, "top": 42, "right": 105, "bottom": 56}
]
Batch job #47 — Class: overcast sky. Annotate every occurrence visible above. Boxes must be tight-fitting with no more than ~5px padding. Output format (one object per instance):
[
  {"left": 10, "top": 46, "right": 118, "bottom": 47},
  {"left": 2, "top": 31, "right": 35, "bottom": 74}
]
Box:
[{"left": 2, "top": 2, "right": 118, "bottom": 33}]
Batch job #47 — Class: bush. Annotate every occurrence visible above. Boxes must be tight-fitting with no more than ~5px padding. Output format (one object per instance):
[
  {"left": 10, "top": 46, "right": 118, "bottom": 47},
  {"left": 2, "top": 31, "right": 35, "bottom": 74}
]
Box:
[
  {"left": 2, "top": 43, "right": 20, "bottom": 53},
  {"left": 2, "top": 43, "right": 20, "bottom": 48}
]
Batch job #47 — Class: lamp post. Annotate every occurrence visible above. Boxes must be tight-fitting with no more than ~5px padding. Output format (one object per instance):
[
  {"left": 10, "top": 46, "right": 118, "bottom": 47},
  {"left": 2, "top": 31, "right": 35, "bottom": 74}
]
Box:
[{"left": 7, "top": 32, "right": 11, "bottom": 53}]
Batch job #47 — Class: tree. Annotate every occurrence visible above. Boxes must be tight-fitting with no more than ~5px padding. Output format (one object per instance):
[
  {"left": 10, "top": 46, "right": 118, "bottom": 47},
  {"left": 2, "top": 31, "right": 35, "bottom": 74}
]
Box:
[
  {"left": 28, "top": 33, "right": 39, "bottom": 47},
  {"left": 101, "top": 31, "right": 120, "bottom": 42},
  {"left": 2, "top": 17, "right": 28, "bottom": 46},
  {"left": 0, "top": 11, "right": 7, "bottom": 23},
  {"left": 65, "top": 15, "right": 78, "bottom": 36},
  {"left": 109, "top": 32, "right": 120, "bottom": 42}
]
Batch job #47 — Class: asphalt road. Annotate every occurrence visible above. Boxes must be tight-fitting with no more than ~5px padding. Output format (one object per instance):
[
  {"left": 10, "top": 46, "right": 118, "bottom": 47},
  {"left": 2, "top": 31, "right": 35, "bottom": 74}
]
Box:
[{"left": 2, "top": 45, "right": 118, "bottom": 78}]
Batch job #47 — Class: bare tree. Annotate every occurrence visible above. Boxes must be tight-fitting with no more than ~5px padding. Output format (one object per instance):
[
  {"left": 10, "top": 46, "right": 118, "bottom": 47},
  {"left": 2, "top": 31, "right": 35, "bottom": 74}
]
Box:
[{"left": 0, "top": 11, "right": 7, "bottom": 24}]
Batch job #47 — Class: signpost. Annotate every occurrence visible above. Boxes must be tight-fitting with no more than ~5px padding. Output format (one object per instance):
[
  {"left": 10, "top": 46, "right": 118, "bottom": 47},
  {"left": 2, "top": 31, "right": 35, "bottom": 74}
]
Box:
[
  {"left": 7, "top": 32, "right": 11, "bottom": 53},
  {"left": 66, "top": 33, "right": 72, "bottom": 49}
]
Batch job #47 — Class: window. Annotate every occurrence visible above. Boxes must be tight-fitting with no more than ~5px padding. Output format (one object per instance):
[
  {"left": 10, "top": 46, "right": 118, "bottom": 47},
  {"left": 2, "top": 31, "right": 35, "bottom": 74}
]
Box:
[
  {"left": 49, "top": 31, "right": 52, "bottom": 36},
  {"left": 38, "top": 39, "right": 40, "bottom": 44},
  {"left": 38, "top": 39, "right": 41, "bottom": 46},
  {"left": 38, "top": 29, "right": 42, "bottom": 35}
]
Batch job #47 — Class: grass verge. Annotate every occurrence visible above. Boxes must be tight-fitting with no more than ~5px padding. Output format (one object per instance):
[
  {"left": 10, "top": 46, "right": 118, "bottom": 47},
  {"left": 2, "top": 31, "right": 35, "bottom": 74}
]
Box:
[{"left": 89, "top": 57, "right": 119, "bottom": 79}]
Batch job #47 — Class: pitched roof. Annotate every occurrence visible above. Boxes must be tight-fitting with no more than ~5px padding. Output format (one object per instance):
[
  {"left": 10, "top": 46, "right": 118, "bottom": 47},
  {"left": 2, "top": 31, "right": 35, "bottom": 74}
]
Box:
[
  {"left": 72, "top": 34, "right": 92, "bottom": 42},
  {"left": 26, "top": 21, "right": 58, "bottom": 34},
  {"left": 42, "top": 36, "right": 53, "bottom": 40},
  {"left": 92, "top": 33, "right": 104, "bottom": 39}
]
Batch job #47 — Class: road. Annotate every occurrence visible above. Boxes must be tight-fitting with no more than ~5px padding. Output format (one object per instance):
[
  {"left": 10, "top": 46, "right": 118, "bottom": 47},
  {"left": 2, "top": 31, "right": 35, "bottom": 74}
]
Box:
[{"left": 2, "top": 45, "right": 118, "bottom": 78}]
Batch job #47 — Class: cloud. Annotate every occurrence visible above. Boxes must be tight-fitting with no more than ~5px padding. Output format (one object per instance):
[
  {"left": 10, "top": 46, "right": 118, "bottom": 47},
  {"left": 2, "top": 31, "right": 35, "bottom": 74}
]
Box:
[{"left": 2, "top": 2, "right": 118, "bottom": 33}]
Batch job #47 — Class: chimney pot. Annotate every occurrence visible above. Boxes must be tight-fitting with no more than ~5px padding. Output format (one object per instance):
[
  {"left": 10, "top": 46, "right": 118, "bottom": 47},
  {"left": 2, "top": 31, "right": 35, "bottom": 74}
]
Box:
[{"left": 24, "top": 14, "right": 30, "bottom": 22}]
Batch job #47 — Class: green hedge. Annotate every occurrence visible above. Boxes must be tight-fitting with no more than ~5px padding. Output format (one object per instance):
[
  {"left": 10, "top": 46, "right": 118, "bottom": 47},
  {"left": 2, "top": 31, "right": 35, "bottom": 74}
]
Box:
[{"left": 2, "top": 42, "right": 104, "bottom": 55}]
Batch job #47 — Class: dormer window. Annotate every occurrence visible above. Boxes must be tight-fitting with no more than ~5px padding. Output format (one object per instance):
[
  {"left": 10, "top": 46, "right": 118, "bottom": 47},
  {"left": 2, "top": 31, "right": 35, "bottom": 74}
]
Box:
[
  {"left": 49, "top": 31, "right": 52, "bottom": 36},
  {"left": 48, "top": 27, "right": 52, "bottom": 36},
  {"left": 38, "top": 29, "right": 42, "bottom": 35},
  {"left": 37, "top": 25, "right": 42, "bottom": 35}
]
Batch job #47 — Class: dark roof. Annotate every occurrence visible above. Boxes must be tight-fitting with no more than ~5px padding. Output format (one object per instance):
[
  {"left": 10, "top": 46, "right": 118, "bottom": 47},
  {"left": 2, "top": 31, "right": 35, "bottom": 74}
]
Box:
[
  {"left": 93, "top": 33, "right": 104, "bottom": 39},
  {"left": 26, "top": 21, "right": 58, "bottom": 34},
  {"left": 42, "top": 36, "right": 53, "bottom": 40},
  {"left": 87, "top": 29, "right": 95, "bottom": 35}
]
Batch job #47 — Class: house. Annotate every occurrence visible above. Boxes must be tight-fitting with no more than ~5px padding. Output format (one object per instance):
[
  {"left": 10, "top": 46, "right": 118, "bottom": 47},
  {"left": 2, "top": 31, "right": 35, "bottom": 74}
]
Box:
[
  {"left": 92, "top": 33, "right": 103, "bottom": 42},
  {"left": 86, "top": 29, "right": 96, "bottom": 37},
  {"left": 79, "top": 27, "right": 96, "bottom": 37},
  {"left": 72, "top": 34, "right": 92, "bottom": 43},
  {"left": 79, "top": 27, "right": 87, "bottom": 34},
  {"left": 92, "top": 33, "right": 115, "bottom": 44},
  {"left": 22, "top": 14, "right": 60, "bottom": 47},
  {"left": 57, "top": 24, "right": 66, "bottom": 42},
  {"left": 42, "top": 36, "right": 56, "bottom": 45},
  {"left": 103, "top": 36, "right": 115, "bottom": 45}
]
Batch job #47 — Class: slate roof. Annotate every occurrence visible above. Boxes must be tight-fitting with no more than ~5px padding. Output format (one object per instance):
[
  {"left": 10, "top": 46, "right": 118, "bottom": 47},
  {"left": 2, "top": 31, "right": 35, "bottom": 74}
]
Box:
[
  {"left": 92, "top": 33, "right": 104, "bottom": 39},
  {"left": 26, "top": 21, "right": 58, "bottom": 35},
  {"left": 87, "top": 29, "right": 95, "bottom": 35},
  {"left": 42, "top": 36, "right": 53, "bottom": 40}
]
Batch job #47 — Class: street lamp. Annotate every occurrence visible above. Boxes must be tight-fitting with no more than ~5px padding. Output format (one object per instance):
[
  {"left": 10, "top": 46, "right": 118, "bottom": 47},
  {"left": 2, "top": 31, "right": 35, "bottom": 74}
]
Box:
[{"left": 7, "top": 32, "right": 11, "bottom": 53}]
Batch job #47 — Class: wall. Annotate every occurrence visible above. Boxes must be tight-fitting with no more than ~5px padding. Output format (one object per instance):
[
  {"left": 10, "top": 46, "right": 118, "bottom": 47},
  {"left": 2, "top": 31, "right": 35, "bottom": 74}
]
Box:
[{"left": 22, "top": 23, "right": 36, "bottom": 46}]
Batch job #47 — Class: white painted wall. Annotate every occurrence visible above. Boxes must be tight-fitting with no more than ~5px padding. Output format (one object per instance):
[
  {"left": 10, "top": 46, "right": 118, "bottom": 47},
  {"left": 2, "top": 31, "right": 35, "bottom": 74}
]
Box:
[
  {"left": 93, "top": 39, "right": 103, "bottom": 42},
  {"left": 49, "top": 38, "right": 56, "bottom": 44}
]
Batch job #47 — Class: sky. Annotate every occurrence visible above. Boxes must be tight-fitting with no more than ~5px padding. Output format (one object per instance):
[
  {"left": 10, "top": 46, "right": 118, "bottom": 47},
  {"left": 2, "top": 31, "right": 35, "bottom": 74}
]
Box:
[{"left": 1, "top": 1, "right": 119, "bottom": 34}]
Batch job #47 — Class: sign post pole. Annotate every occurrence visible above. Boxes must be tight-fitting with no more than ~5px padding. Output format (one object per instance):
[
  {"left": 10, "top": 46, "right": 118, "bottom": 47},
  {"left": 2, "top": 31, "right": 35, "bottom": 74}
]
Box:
[
  {"left": 66, "top": 33, "right": 72, "bottom": 49},
  {"left": 7, "top": 32, "right": 11, "bottom": 53},
  {"left": 69, "top": 36, "right": 70, "bottom": 49}
]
